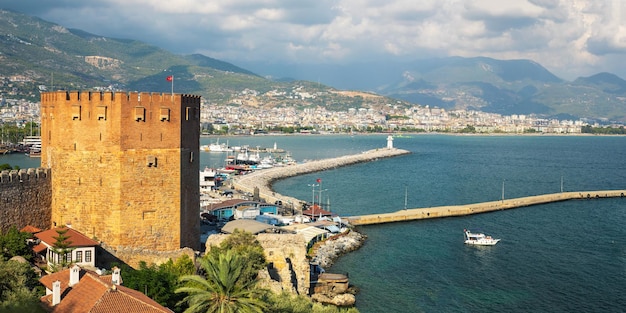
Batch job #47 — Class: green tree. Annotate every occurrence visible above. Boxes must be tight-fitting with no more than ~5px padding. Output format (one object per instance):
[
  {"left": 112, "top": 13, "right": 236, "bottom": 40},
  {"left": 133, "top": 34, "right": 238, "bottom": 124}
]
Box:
[
  {"left": 0, "top": 259, "right": 45, "bottom": 313},
  {"left": 459, "top": 125, "right": 476, "bottom": 133},
  {"left": 176, "top": 250, "right": 267, "bottom": 313},
  {"left": 116, "top": 255, "right": 196, "bottom": 312},
  {"left": 161, "top": 254, "right": 197, "bottom": 278},
  {"left": 0, "top": 226, "right": 32, "bottom": 261},
  {"left": 205, "top": 229, "right": 266, "bottom": 283},
  {"left": 120, "top": 261, "right": 182, "bottom": 310},
  {"left": 49, "top": 227, "right": 74, "bottom": 271},
  {"left": 0, "top": 164, "right": 13, "bottom": 171}
]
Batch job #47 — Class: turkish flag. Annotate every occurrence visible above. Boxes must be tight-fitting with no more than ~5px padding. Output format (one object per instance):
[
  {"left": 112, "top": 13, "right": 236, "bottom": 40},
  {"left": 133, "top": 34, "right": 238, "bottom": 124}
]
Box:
[{"left": 166, "top": 75, "right": 173, "bottom": 82}]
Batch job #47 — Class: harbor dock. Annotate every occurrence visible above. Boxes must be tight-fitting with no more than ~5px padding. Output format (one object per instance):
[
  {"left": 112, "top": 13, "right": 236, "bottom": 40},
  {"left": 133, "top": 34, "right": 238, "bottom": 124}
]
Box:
[
  {"left": 232, "top": 147, "right": 411, "bottom": 208},
  {"left": 345, "top": 190, "right": 626, "bottom": 225}
]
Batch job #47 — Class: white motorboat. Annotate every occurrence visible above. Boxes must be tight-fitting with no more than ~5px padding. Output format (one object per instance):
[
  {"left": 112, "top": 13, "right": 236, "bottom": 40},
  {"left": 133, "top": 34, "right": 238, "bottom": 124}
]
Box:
[
  {"left": 200, "top": 139, "right": 232, "bottom": 153},
  {"left": 464, "top": 229, "right": 500, "bottom": 246}
]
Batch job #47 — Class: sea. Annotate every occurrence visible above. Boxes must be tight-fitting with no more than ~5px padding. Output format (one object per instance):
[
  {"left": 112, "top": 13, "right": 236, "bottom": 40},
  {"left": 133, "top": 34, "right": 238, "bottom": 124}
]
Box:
[{"left": 4, "top": 134, "right": 626, "bottom": 312}]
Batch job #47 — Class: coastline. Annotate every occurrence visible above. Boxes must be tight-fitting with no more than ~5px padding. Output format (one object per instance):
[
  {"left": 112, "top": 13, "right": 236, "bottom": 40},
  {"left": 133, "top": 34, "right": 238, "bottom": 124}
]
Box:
[{"left": 200, "top": 131, "right": 623, "bottom": 139}]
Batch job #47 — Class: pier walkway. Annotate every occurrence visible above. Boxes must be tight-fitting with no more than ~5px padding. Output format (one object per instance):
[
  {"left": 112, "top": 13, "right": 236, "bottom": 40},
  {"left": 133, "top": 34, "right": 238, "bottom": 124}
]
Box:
[
  {"left": 232, "top": 147, "right": 411, "bottom": 209},
  {"left": 345, "top": 190, "right": 626, "bottom": 226}
]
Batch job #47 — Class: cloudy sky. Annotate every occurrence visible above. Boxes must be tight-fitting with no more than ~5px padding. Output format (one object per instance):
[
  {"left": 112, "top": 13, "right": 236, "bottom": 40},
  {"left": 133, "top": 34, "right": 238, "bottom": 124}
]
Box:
[{"left": 2, "top": 0, "right": 626, "bottom": 80}]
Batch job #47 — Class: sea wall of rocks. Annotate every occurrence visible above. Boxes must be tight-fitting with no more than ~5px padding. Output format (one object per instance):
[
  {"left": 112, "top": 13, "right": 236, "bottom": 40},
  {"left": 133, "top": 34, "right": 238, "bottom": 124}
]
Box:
[{"left": 312, "top": 230, "right": 367, "bottom": 269}]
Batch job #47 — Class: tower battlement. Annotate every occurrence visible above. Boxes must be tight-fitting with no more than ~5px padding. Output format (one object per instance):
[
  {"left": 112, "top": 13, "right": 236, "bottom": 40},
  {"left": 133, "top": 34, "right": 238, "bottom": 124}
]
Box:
[
  {"left": 0, "top": 168, "right": 50, "bottom": 185},
  {"left": 40, "top": 90, "right": 201, "bottom": 106}
]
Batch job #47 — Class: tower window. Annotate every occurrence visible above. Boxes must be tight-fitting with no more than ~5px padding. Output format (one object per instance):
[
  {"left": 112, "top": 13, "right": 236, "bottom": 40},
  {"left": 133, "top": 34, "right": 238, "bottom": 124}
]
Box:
[
  {"left": 97, "top": 106, "right": 107, "bottom": 120},
  {"left": 135, "top": 106, "right": 146, "bottom": 121},
  {"left": 146, "top": 155, "right": 157, "bottom": 167},
  {"left": 72, "top": 105, "right": 81, "bottom": 120},
  {"left": 160, "top": 107, "right": 170, "bottom": 121}
]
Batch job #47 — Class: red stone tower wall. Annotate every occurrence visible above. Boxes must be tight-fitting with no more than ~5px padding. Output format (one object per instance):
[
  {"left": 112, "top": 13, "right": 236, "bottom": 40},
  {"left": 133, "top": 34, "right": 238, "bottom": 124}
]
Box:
[{"left": 40, "top": 91, "right": 200, "bottom": 251}]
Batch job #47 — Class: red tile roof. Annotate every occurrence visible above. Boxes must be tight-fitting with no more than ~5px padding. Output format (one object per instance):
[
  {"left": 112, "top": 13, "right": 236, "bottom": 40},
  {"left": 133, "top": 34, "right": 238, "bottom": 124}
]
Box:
[
  {"left": 21, "top": 225, "right": 42, "bottom": 233},
  {"left": 40, "top": 267, "right": 172, "bottom": 313},
  {"left": 33, "top": 242, "right": 47, "bottom": 254},
  {"left": 302, "top": 206, "right": 333, "bottom": 217},
  {"left": 35, "top": 227, "right": 99, "bottom": 248}
]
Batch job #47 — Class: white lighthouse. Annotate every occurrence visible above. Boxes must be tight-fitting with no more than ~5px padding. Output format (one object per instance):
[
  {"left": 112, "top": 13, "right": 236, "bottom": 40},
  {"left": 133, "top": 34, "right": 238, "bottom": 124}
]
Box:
[{"left": 386, "top": 135, "right": 394, "bottom": 149}]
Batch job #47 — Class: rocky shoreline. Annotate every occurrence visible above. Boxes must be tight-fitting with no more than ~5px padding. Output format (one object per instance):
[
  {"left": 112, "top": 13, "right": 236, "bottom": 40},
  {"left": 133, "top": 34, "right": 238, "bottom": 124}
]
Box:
[{"left": 311, "top": 230, "right": 367, "bottom": 269}]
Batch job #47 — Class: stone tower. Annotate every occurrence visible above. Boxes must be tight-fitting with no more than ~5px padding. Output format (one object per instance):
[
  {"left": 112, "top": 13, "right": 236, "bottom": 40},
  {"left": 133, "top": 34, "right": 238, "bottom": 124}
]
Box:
[{"left": 40, "top": 91, "right": 200, "bottom": 251}]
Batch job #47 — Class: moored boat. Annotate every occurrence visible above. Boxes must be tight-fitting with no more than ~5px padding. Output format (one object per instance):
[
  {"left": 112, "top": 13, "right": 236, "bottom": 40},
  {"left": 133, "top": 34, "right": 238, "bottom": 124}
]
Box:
[
  {"left": 200, "top": 139, "right": 232, "bottom": 153},
  {"left": 28, "top": 147, "right": 41, "bottom": 157},
  {"left": 464, "top": 229, "right": 500, "bottom": 246}
]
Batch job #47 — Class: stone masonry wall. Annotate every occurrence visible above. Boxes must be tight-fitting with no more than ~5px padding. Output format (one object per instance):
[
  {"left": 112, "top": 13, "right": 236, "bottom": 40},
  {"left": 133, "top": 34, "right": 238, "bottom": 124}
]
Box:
[
  {"left": 0, "top": 168, "right": 52, "bottom": 233},
  {"left": 205, "top": 233, "right": 311, "bottom": 295}
]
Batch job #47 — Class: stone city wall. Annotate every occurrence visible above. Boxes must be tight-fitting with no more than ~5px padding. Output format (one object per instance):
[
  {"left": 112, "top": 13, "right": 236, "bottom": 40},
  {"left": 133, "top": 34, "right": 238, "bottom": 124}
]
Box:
[
  {"left": 100, "top": 243, "right": 197, "bottom": 269},
  {"left": 0, "top": 168, "right": 52, "bottom": 233}
]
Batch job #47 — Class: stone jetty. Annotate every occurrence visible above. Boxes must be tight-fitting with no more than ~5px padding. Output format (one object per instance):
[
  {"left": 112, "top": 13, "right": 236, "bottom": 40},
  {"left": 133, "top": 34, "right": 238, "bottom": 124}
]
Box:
[
  {"left": 232, "top": 147, "right": 411, "bottom": 210},
  {"left": 345, "top": 189, "right": 626, "bottom": 225}
]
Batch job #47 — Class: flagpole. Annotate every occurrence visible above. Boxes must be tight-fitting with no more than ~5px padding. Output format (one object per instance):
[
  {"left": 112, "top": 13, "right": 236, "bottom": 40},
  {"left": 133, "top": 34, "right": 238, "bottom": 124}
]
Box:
[{"left": 171, "top": 75, "right": 174, "bottom": 96}]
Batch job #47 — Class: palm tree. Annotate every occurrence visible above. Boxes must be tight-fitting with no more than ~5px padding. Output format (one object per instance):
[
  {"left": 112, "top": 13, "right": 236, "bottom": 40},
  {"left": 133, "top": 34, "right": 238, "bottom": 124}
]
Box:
[{"left": 176, "top": 250, "right": 267, "bottom": 313}]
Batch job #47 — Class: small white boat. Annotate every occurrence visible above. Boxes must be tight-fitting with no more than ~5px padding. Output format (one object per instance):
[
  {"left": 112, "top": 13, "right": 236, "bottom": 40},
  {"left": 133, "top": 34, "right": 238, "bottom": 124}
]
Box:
[
  {"left": 200, "top": 139, "right": 232, "bottom": 153},
  {"left": 464, "top": 229, "right": 500, "bottom": 246}
]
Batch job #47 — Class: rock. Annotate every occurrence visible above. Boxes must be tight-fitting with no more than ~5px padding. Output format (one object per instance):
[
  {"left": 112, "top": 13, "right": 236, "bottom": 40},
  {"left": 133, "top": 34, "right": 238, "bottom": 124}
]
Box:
[
  {"left": 332, "top": 293, "right": 357, "bottom": 306},
  {"left": 311, "top": 293, "right": 356, "bottom": 307},
  {"left": 312, "top": 230, "right": 367, "bottom": 268}
]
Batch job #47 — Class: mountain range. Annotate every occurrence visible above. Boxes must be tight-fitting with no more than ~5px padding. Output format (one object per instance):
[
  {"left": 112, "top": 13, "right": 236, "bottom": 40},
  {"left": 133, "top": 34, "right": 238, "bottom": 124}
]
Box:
[{"left": 1, "top": 9, "right": 625, "bottom": 123}]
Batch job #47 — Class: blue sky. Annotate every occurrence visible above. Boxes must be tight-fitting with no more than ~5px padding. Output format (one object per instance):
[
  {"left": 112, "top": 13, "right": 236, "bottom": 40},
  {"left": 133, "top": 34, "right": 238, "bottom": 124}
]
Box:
[{"left": 2, "top": 0, "right": 626, "bottom": 80}]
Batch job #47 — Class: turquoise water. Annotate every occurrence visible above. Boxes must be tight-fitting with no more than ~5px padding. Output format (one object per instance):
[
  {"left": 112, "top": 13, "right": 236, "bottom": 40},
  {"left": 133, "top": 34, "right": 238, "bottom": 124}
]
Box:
[
  {"left": 269, "top": 135, "right": 626, "bottom": 313},
  {"left": 7, "top": 135, "right": 626, "bottom": 312},
  {"left": 0, "top": 152, "right": 42, "bottom": 169}
]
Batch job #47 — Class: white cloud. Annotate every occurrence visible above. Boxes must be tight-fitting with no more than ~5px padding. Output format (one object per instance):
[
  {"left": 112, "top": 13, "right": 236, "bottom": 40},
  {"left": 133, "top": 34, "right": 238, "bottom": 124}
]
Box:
[{"left": 3, "top": 0, "right": 626, "bottom": 79}]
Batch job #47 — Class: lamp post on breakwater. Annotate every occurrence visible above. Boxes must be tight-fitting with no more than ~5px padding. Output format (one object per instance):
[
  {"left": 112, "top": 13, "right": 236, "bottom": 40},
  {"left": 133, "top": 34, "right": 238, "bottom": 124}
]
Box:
[
  {"left": 308, "top": 183, "right": 319, "bottom": 209},
  {"left": 318, "top": 189, "right": 328, "bottom": 210}
]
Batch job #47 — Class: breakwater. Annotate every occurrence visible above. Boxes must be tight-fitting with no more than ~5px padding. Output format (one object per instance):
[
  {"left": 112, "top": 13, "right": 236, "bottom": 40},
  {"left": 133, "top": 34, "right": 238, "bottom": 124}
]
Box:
[
  {"left": 232, "top": 147, "right": 411, "bottom": 210},
  {"left": 345, "top": 190, "right": 626, "bottom": 225}
]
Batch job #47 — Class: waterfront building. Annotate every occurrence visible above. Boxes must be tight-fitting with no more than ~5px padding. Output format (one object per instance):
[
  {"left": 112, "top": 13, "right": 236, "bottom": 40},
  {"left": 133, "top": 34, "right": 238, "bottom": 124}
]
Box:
[{"left": 40, "top": 91, "right": 201, "bottom": 251}]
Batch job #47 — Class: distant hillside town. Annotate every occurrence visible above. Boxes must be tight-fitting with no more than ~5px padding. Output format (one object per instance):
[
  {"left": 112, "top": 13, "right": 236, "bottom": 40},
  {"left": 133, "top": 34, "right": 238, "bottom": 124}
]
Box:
[{"left": 0, "top": 86, "right": 624, "bottom": 141}]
